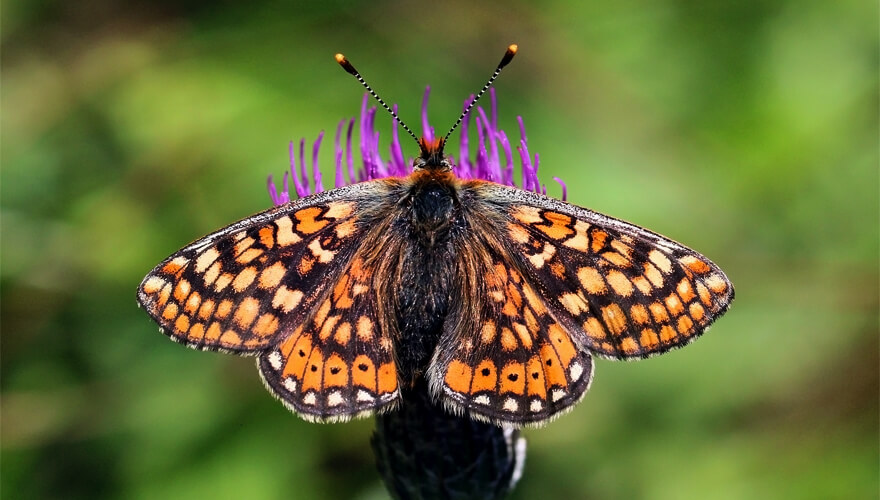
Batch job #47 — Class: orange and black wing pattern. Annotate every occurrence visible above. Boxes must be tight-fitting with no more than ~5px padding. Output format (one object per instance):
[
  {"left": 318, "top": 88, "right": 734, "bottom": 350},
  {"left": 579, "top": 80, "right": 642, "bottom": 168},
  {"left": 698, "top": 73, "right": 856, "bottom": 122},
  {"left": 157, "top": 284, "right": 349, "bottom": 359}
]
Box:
[
  {"left": 258, "top": 253, "right": 400, "bottom": 422},
  {"left": 137, "top": 182, "right": 402, "bottom": 421},
  {"left": 478, "top": 183, "right": 734, "bottom": 360},
  {"left": 430, "top": 241, "right": 593, "bottom": 426}
]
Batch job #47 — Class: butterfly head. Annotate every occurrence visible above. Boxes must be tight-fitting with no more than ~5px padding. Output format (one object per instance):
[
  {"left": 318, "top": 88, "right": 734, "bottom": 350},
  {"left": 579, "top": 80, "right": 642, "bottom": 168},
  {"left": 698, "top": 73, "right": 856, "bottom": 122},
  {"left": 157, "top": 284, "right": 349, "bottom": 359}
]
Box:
[{"left": 415, "top": 137, "right": 451, "bottom": 172}]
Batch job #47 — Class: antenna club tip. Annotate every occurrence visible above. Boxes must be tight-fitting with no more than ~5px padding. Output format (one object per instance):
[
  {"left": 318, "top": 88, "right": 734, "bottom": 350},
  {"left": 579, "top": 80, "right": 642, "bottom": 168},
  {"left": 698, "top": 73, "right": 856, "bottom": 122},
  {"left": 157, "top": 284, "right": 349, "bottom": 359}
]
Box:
[
  {"left": 335, "top": 53, "right": 358, "bottom": 75},
  {"left": 500, "top": 44, "right": 518, "bottom": 68}
]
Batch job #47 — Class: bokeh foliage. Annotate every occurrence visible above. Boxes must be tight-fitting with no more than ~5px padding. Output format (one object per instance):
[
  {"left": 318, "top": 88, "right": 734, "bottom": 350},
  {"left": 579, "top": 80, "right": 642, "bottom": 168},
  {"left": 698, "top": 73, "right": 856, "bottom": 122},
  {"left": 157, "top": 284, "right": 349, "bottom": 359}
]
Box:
[{"left": 2, "top": 1, "right": 877, "bottom": 499}]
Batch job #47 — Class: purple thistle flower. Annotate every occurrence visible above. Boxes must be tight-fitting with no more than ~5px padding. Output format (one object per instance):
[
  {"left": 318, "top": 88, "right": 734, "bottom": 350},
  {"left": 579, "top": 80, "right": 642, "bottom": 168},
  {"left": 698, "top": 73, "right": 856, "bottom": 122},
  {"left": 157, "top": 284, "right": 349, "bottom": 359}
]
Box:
[{"left": 267, "top": 88, "right": 565, "bottom": 204}]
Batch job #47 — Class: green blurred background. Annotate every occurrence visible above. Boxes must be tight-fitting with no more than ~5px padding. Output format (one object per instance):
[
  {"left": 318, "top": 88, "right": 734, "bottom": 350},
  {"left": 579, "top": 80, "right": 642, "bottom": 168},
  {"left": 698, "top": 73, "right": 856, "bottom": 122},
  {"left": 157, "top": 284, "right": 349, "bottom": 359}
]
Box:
[{"left": 3, "top": 1, "right": 877, "bottom": 499}]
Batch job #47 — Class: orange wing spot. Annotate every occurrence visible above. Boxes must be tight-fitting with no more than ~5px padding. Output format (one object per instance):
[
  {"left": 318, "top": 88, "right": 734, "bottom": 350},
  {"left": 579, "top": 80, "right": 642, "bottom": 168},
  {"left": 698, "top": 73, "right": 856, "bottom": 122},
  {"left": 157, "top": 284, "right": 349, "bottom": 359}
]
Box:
[
  {"left": 188, "top": 323, "right": 205, "bottom": 341},
  {"left": 334, "top": 321, "right": 351, "bottom": 345},
  {"left": 302, "top": 348, "right": 325, "bottom": 391},
  {"left": 548, "top": 324, "right": 578, "bottom": 365},
  {"left": 527, "top": 242, "right": 557, "bottom": 269},
  {"left": 174, "top": 315, "right": 190, "bottom": 334},
  {"left": 142, "top": 276, "right": 166, "bottom": 294},
  {"left": 258, "top": 226, "right": 275, "bottom": 249},
  {"left": 313, "top": 299, "right": 331, "bottom": 328},
  {"left": 232, "top": 267, "right": 258, "bottom": 292},
  {"left": 298, "top": 255, "right": 315, "bottom": 275},
  {"left": 610, "top": 240, "right": 634, "bottom": 259},
  {"left": 644, "top": 262, "right": 665, "bottom": 288},
  {"left": 195, "top": 248, "right": 220, "bottom": 273},
  {"left": 640, "top": 328, "right": 660, "bottom": 349},
  {"left": 630, "top": 304, "right": 650, "bottom": 325},
  {"left": 324, "top": 201, "right": 355, "bottom": 219},
  {"left": 214, "top": 273, "right": 234, "bottom": 292},
  {"left": 523, "top": 308, "right": 539, "bottom": 332},
  {"left": 513, "top": 322, "right": 533, "bottom": 349},
  {"left": 253, "top": 313, "right": 279, "bottom": 337},
  {"left": 563, "top": 220, "right": 591, "bottom": 251},
  {"left": 535, "top": 212, "right": 574, "bottom": 240},
  {"left": 521, "top": 284, "right": 548, "bottom": 314},
  {"left": 511, "top": 205, "right": 543, "bottom": 224},
  {"left": 236, "top": 248, "right": 263, "bottom": 265},
  {"left": 198, "top": 299, "right": 215, "bottom": 321},
  {"left": 560, "top": 292, "right": 589, "bottom": 315},
  {"left": 665, "top": 294, "right": 684, "bottom": 316},
  {"left": 279, "top": 326, "right": 302, "bottom": 357},
  {"left": 590, "top": 230, "right": 608, "bottom": 252},
  {"left": 332, "top": 275, "right": 354, "bottom": 308},
  {"left": 323, "top": 354, "right": 349, "bottom": 387},
  {"left": 508, "top": 222, "right": 530, "bottom": 244},
  {"left": 689, "top": 302, "right": 706, "bottom": 322},
  {"left": 335, "top": 219, "right": 357, "bottom": 238},
  {"left": 677, "top": 279, "right": 696, "bottom": 303},
  {"left": 377, "top": 362, "right": 397, "bottom": 393},
  {"left": 284, "top": 334, "right": 314, "bottom": 378},
  {"left": 184, "top": 291, "right": 202, "bottom": 315},
  {"left": 205, "top": 322, "right": 223, "bottom": 342},
  {"left": 659, "top": 325, "right": 678, "bottom": 343},
  {"left": 215, "top": 300, "right": 234, "bottom": 320},
  {"left": 632, "top": 276, "right": 653, "bottom": 295},
  {"left": 234, "top": 237, "right": 255, "bottom": 257},
  {"left": 352, "top": 355, "right": 377, "bottom": 391},
  {"left": 204, "top": 261, "right": 221, "bottom": 286},
  {"left": 704, "top": 274, "right": 729, "bottom": 295},
  {"left": 258, "top": 261, "right": 286, "bottom": 289},
  {"left": 481, "top": 321, "right": 497, "bottom": 344},
  {"left": 308, "top": 239, "right": 336, "bottom": 264},
  {"left": 649, "top": 302, "right": 669, "bottom": 323},
  {"left": 680, "top": 255, "right": 711, "bottom": 274},
  {"left": 677, "top": 316, "right": 694, "bottom": 336},
  {"left": 500, "top": 328, "right": 518, "bottom": 351},
  {"left": 173, "top": 279, "right": 191, "bottom": 303},
  {"left": 295, "top": 207, "right": 330, "bottom": 234},
  {"left": 601, "top": 304, "right": 627, "bottom": 336},
  {"left": 620, "top": 337, "right": 639, "bottom": 354},
  {"left": 357, "top": 316, "right": 374, "bottom": 341},
  {"left": 161, "top": 257, "right": 188, "bottom": 276},
  {"left": 233, "top": 297, "right": 260, "bottom": 329},
  {"left": 584, "top": 317, "right": 608, "bottom": 340},
  {"left": 162, "top": 303, "right": 178, "bottom": 322},
  {"left": 526, "top": 356, "right": 547, "bottom": 398},
  {"left": 696, "top": 282, "right": 713, "bottom": 307},
  {"left": 472, "top": 360, "right": 498, "bottom": 392},
  {"left": 272, "top": 286, "right": 304, "bottom": 313},
  {"left": 606, "top": 270, "right": 634, "bottom": 297},
  {"left": 648, "top": 250, "right": 672, "bottom": 274},
  {"left": 319, "top": 315, "right": 340, "bottom": 340},
  {"left": 507, "top": 282, "right": 523, "bottom": 308},
  {"left": 577, "top": 266, "right": 607, "bottom": 294},
  {"left": 494, "top": 262, "right": 509, "bottom": 281},
  {"left": 501, "top": 298, "right": 518, "bottom": 317},
  {"left": 156, "top": 283, "right": 172, "bottom": 308},
  {"left": 601, "top": 251, "right": 631, "bottom": 267},
  {"left": 539, "top": 343, "right": 566, "bottom": 387},
  {"left": 500, "top": 362, "right": 526, "bottom": 395},
  {"left": 275, "top": 217, "right": 302, "bottom": 246},
  {"left": 550, "top": 261, "right": 566, "bottom": 278},
  {"left": 219, "top": 329, "right": 242, "bottom": 346},
  {"left": 444, "top": 359, "right": 473, "bottom": 394}
]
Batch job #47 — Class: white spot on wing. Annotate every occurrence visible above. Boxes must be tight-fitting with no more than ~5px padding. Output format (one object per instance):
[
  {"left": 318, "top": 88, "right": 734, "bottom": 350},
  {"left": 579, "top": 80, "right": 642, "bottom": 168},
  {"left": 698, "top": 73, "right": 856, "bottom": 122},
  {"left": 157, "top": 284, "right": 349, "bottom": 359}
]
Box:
[
  {"left": 327, "top": 391, "right": 344, "bottom": 407},
  {"left": 268, "top": 351, "right": 283, "bottom": 370},
  {"left": 552, "top": 389, "right": 566, "bottom": 402},
  {"left": 530, "top": 399, "right": 543, "bottom": 412},
  {"left": 503, "top": 398, "right": 519, "bottom": 412},
  {"left": 357, "top": 390, "right": 374, "bottom": 403},
  {"left": 303, "top": 392, "right": 317, "bottom": 406},
  {"left": 283, "top": 378, "right": 297, "bottom": 392},
  {"left": 474, "top": 395, "right": 490, "bottom": 405},
  {"left": 570, "top": 361, "right": 583, "bottom": 381}
]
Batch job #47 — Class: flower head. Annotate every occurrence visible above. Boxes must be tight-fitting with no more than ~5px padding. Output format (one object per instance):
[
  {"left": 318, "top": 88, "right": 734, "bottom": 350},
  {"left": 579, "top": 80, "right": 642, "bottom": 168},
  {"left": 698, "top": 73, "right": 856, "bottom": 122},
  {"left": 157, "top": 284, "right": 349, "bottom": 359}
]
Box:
[{"left": 267, "top": 88, "right": 566, "bottom": 205}]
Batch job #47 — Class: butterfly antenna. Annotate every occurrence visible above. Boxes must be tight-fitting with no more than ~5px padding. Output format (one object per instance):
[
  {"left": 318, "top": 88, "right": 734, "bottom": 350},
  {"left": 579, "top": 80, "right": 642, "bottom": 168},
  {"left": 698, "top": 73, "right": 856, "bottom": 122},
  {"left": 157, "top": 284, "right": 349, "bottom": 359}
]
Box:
[
  {"left": 443, "top": 44, "right": 518, "bottom": 143},
  {"left": 335, "top": 53, "right": 420, "bottom": 146}
]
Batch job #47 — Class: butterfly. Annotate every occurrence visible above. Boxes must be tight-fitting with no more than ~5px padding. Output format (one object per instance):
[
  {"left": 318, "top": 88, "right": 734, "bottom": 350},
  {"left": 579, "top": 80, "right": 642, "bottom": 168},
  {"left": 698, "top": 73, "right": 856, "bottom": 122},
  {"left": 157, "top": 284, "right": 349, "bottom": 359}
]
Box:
[{"left": 137, "top": 45, "right": 734, "bottom": 427}]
